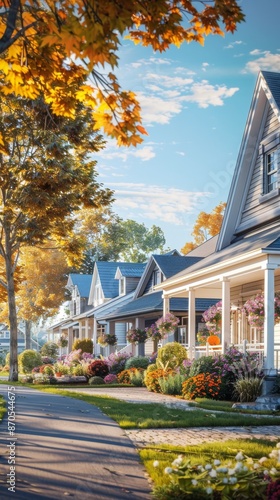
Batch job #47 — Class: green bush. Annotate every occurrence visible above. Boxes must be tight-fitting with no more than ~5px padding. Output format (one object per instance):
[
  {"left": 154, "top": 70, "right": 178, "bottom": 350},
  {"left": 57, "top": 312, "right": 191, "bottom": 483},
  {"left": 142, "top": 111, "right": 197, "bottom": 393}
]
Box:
[
  {"left": 130, "top": 369, "right": 145, "bottom": 387},
  {"left": 71, "top": 364, "right": 84, "bottom": 376},
  {"left": 88, "top": 376, "right": 105, "bottom": 385},
  {"left": 233, "top": 376, "right": 263, "bottom": 402},
  {"left": 156, "top": 342, "right": 187, "bottom": 370},
  {"left": 18, "top": 350, "right": 43, "bottom": 374},
  {"left": 144, "top": 368, "right": 174, "bottom": 393},
  {"left": 188, "top": 356, "right": 216, "bottom": 378},
  {"left": 72, "top": 338, "right": 93, "bottom": 354},
  {"left": 158, "top": 373, "right": 187, "bottom": 396},
  {"left": 54, "top": 362, "right": 70, "bottom": 375},
  {"left": 125, "top": 355, "right": 150, "bottom": 370},
  {"left": 40, "top": 342, "right": 59, "bottom": 358}
]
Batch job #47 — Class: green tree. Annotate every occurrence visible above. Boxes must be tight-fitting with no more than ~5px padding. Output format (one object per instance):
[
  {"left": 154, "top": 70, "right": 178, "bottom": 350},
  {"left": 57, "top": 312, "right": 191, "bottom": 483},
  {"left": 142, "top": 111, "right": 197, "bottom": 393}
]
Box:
[
  {"left": 0, "top": 95, "right": 112, "bottom": 381},
  {"left": 117, "top": 220, "right": 167, "bottom": 262},
  {"left": 181, "top": 202, "right": 226, "bottom": 254},
  {"left": 0, "top": 1, "right": 244, "bottom": 146}
]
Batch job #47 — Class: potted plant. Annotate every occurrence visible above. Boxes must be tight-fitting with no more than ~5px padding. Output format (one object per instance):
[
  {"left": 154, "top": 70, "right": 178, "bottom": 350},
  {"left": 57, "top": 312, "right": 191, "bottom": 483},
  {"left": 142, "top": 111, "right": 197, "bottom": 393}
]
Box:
[
  {"left": 57, "top": 335, "right": 68, "bottom": 348},
  {"left": 242, "top": 292, "right": 280, "bottom": 330},
  {"left": 97, "top": 334, "right": 108, "bottom": 347}
]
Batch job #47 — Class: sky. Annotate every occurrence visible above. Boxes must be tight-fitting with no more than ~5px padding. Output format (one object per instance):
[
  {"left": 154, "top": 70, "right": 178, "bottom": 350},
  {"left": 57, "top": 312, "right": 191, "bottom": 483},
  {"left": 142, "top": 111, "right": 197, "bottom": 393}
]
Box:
[{"left": 94, "top": 0, "right": 280, "bottom": 252}]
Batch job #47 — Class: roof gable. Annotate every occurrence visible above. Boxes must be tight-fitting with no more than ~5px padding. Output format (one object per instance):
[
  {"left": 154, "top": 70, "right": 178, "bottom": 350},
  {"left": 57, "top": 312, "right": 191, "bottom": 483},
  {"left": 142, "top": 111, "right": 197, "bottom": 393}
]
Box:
[
  {"left": 217, "top": 71, "right": 280, "bottom": 251},
  {"left": 67, "top": 274, "right": 92, "bottom": 297}
]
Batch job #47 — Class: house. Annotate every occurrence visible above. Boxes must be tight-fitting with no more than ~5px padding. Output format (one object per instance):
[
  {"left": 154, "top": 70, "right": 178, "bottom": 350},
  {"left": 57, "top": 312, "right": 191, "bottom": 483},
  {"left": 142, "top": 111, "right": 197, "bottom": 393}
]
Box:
[
  {"left": 98, "top": 250, "right": 219, "bottom": 356},
  {"left": 156, "top": 71, "right": 280, "bottom": 382},
  {"left": 0, "top": 323, "right": 39, "bottom": 359}
]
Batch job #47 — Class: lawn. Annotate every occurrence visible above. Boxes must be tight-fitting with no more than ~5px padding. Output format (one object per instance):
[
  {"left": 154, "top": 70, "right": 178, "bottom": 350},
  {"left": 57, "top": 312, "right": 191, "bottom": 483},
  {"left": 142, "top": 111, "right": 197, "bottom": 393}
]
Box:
[
  {"left": 38, "top": 387, "right": 280, "bottom": 429},
  {"left": 0, "top": 396, "right": 6, "bottom": 422}
]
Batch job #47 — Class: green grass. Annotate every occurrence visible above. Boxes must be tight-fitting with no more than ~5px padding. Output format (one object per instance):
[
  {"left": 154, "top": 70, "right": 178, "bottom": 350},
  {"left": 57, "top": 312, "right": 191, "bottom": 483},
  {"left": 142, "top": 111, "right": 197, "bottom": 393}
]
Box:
[
  {"left": 36, "top": 388, "right": 280, "bottom": 428},
  {"left": 190, "top": 398, "right": 280, "bottom": 415},
  {"left": 0, "top": 395, "right": 6, "bottom": 422},
  {"left": 139, "top": 438, "right": 278, "bottom": 490}
]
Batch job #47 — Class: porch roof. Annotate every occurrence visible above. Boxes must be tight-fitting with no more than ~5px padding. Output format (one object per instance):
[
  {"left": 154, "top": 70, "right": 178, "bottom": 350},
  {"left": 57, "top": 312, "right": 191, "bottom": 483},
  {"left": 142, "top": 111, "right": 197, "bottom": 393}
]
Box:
[
  {"left": 100, "top": 291, "right": 219, "bottom": 321},
  {"left": 157, "top": 224, "right": 280, "bottom": 297}
]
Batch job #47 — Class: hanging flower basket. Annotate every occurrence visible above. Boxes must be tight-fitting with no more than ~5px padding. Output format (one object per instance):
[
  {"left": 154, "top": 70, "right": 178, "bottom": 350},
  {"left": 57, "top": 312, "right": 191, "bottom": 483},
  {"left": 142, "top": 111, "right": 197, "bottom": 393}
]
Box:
[
  {"left": 242, "top": 292, "right": 280, "bottom": 330},
  {"left": 57, "top": 335, "right": 68, "bottom": 348},
  {"left": 97, "top": 334, "right": 108, "bottom": 347},
  {"left": 155, "top": 313, "right": 179, "bottom": 335},
  {"left": 202, "top": 301, "right": 222, "bottom": 335},
  {"left": 126, "top": 328, "right": 148, "bottom": 344},
  {"left": 145, "top": 324, "right": 163, "bottom": 342},
  {"left": 105, "top": 333, "right": 118, "bottom": 346}
]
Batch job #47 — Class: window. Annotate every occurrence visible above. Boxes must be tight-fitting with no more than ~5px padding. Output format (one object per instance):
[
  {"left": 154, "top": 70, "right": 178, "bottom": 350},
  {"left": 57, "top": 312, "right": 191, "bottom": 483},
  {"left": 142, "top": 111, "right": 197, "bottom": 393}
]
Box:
[
  {"left": 265, "top": 149, "right": 278, "bottom": 193},
  {"left": 119, "top": 277, "right": 125, "bottom": 295},
  {"left": 153, "top": 270, "right": 162, "bottom": 287}
]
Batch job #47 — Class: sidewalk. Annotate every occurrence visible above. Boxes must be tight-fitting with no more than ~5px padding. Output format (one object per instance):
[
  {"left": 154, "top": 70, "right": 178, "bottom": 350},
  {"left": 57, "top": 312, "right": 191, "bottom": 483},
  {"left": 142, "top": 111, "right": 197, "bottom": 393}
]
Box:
[{"left": 0, "top": 385, "right": 152, "bottom": 500}]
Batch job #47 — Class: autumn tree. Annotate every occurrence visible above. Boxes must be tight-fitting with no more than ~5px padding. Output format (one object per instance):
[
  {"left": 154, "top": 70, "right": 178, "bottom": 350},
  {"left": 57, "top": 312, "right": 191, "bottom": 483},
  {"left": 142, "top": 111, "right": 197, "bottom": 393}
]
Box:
[
  {"left": 181, "top": 202, "right": 226, "bottom": 254},
  {"left": 0, "top": 95, "right": 112, "bottom": 381},
  {"left": 15, "top": 246, "right": 70, "bottom": 349},
  {"left": 0, "top": 1, "right": 244, "bottom": 146}
]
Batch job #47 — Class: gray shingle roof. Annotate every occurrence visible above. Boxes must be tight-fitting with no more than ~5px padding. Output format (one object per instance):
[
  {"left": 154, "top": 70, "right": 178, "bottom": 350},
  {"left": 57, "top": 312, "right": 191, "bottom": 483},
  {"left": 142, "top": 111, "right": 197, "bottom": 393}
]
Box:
[
  {"left": 68, "top": 274, "right": 92, "bottom": 297},
  {"left": 102, "top": 291, "right": 219, "bottom": 320},
  {"left": 262, "top": 71, "right": 280, "bottom": 109}
]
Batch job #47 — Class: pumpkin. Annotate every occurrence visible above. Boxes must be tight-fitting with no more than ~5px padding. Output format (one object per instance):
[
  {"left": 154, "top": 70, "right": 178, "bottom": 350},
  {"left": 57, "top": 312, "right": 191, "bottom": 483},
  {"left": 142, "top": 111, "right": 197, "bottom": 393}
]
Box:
[{"left": 207, "top": 334, "right": 220, "bottom": 346}]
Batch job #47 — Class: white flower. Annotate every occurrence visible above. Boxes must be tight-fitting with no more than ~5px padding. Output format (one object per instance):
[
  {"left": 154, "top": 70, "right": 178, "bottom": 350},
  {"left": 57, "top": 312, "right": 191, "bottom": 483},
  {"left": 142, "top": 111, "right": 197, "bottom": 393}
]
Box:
[
  {"left": 269, "top": 450, "right": 279, "bottom": 459},
  {"left": 192, "top": 479, "right": 198, "bottom": 486},
  {"left": 243, "top": 466, "right": 248, "bottom": 472},
  {"left": 228, "top": 468, "right": 236, "bottom": 475},
  {"left": 214, "top": 460, "right": 221, "bottom": 466},
  {"left": 209, "top": 469, "right": 217, "bottom": 478},
  {"left": 205, "top": 487, "right": 213, "bottom": 495},
  {"left": 234, "top": 462, "right": 243, "bottom": 472},
  {"left": 153, "top": 461, "right": 159, "bottom": 468},
  {"left": 235, "top": 452, "right": 244, "bottom": 461},
  {"left": 259, "top": 457, "right": 268, "bottom": 464},
  {"left": 229, "top": 477, "right": 237, "bottom": 484},
  {"left": 205, "top": 464, "right": 212, "bottom": 470},
  {"left": 254, "top": 463, "right": 260, "bottom": 469},
  {"left": 172, "top": 456, "right": 183, "bottom": 467},
  {"left": 223, "top": 478, "right": 229, "bottom": 484},
  {"left": 270, "top": 467, "right": 278, "bottom": 475},
  {"left": 217, "top": 467, "right": 228, "bottom": 473},
  {"left": 164, "top": 467, "right": 173, "bottom": 475},
  {"left": 276, "top": 443, "right": 280, "bottom": 449}
]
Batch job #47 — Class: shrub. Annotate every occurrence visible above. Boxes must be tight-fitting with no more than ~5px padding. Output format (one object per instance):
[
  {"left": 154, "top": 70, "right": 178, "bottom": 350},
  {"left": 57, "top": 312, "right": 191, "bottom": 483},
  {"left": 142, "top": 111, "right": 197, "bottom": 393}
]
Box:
[
  {"left": 233, "top": 376, "right": 263, "bottom": 402},
  {"left": 72, "top": 338, "right": 93, "bottom": 354},
  {"left": 41, "top": 356, "right": 55, "bottom": 365},
  {"left": 87, "top": 360, "right": 109, "bottom": 378},
  {"left": 71, "top": 364, "right": 84, "bottom": 376},
  {"left": 158, "top": 373, "right": 187, "bottom": 396},
  {"left": 130, "top": 368, "right": 145, "bottom": 387},
  {"left": 156, "top": 342, "right": 187, "bottom": 370},
  {"left": 18, "top": 350, "right": 43, "bottom": 374},
  {"left": 104, "top": 374, "right": 118, "bottom": 384},
  {"left": 54, "top": 362, "right": 70, "bottom": 375},
  {"left": 88, "top": 376, "right": 105, "bottom": 385},
  {"left": 117, "top": 369, "right": 134, "bottom": 384},
  {"left": 39, "top": 364, "right": 54, "bottom": 374},
  {"left": 182, "top": 372, "right": 222, "bottom": 400},
  {"left": 189, "top": 356, "right": 217, "bottom": 378},
  {"left": 40, "top": 342, "right": 59, "bottom": 358},
  {"left": 125, "top": 355, "right": 150, "bottom": 370},
  {"left": 144, "top": 368, "right": 174, "bottom": 393},
  {"left": 105, "top": 351, "right": 132, "bottom": 374}
]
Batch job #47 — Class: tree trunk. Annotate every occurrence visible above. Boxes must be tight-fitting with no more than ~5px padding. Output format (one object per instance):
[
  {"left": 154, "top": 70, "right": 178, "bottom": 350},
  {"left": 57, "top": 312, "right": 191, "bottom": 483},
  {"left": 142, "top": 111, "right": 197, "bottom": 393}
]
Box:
[
  {"left": 4, "top": 229, "right": 19, "bottom": 382},
  {"left": 25, "top": 319, "right": 31, "bottom": 350}
]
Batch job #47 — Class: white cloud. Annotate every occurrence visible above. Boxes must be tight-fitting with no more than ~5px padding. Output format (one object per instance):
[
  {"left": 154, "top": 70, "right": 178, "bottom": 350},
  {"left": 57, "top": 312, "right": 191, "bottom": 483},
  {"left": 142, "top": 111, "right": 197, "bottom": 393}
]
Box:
[
  {"left": 181, "top": 81, "right": 239, "bottom": 108},
  {"left": 133, "top": 146, "right": 155, "bottom": 161},
  {"left": 98, "top": 142, "right": 156, "bottom": 163},
  {"left": 224, "top": 40, "right": 244, "bottom": 49},
  {"left": 244, "top": 51, "right": 280, "bottom": 74},
  {"left": 106, "top": 183, "right": 209, "bottom": 225},
  {"left": 138, "top": 93, "right": 183, "bottom": 125},
  {"left": 202, "top": 62, "right": 209, "bottom": 72}
]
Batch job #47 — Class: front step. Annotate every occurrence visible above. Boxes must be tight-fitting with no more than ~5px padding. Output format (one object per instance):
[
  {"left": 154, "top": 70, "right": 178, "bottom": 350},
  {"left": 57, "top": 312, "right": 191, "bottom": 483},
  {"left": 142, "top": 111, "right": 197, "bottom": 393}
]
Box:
[{"left": 232, "top": 394, "right": 280, "bottom": 411}]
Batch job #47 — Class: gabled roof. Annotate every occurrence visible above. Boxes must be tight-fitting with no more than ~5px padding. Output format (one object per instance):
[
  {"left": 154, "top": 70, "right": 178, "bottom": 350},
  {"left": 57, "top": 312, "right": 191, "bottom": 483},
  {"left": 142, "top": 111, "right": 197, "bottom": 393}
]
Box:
[
  {"left": 134, "top": 253, "right": 203, "bottom": 298},
  {"left": 217, "top": 71, "right": 280, "bottom": 251},
  {"left": 115, "top": 263, "right": 146, "bottom": 279},
  {"left": 94, "top": 261, "right": 125, "bottom": 298},
  {"left": 67, "top": 274, "right": 92, "bottom": 297}
]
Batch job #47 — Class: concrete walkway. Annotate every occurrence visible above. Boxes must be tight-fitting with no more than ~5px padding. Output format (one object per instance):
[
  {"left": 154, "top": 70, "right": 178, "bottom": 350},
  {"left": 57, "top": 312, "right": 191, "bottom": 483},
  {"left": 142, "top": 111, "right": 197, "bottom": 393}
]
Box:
[{"left": 0, "top": 385, "right": 152, "bottom": 500}]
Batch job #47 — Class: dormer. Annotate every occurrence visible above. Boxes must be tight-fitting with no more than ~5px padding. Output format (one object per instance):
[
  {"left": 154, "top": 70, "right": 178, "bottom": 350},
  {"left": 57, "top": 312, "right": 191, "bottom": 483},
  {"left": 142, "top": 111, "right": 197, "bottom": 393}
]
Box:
[{"left": 115, "top": 263, "right": 146, "bottom": 296}]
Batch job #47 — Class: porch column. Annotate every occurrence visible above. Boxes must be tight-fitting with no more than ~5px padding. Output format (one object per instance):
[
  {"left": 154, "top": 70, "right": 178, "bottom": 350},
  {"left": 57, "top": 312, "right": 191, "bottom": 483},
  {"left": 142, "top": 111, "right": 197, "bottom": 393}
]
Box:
[
  {"left": 188, "top": 288, "right": 196, "bottom": 359},
  {"left": 263, "top": 264, "right": 277, "bottom": 373},
  {"left": 135, "top": 317, "right": 145, "bottom": 356},
  {"left": 163, "top": 295, "right": 170, "bottom": 316},
  {"left": 221, "top": 278, "right": 231, "bottom": 354}
]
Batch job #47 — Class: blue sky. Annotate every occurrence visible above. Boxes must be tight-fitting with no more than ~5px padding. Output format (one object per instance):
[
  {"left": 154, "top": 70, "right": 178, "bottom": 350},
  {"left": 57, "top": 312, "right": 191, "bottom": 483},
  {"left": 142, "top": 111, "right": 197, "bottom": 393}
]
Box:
[{"left": 95, "top": 0, "right": 280, "bottom": 252}]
